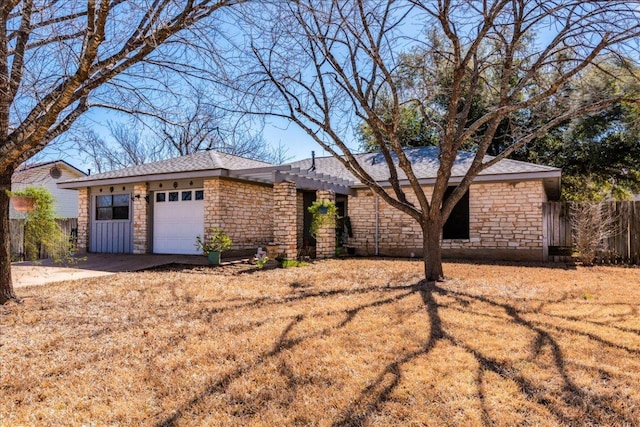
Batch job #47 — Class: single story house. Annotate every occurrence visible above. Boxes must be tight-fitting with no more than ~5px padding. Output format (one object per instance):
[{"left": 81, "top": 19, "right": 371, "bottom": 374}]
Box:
[
  {"left": 58, "top": 147, "right": 561, "bottom": 261},
  {"left": 11, "top": 160, "right": 87, "bottom": 219}
]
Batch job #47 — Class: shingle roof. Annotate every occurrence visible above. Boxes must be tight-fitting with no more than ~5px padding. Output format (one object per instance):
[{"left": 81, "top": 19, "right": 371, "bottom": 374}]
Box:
[
  {"left": 60, "top": 146, "right": 559, "bottom": 190},
  {"left": 15, "top": 159, "right": 86, "bottom": 176},
  {"left": 287, "top": 146, "right": 560, "bottom": 183},
  {"left": 62, "top": 150, "right": 272, "bottom": 183}
]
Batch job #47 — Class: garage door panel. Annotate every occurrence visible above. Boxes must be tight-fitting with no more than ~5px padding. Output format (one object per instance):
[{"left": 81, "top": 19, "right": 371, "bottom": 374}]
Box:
[{"left": 153, "top": 190, "right": 204, "bottom": 255}]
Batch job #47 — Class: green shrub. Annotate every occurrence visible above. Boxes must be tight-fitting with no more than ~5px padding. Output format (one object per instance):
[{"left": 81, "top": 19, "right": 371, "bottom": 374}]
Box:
[
  {"left": 195, "top": 227, "right": 232, "bottom": 255},
  {"left": 10, "top": 186, "right": 74, "bottom": 263},
  {"left": 279, "top": 259, "right": 309, "bottom": 268}
]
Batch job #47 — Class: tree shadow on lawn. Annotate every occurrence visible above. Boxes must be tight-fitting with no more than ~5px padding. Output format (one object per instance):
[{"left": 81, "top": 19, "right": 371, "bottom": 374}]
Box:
[
  {"left": 141, "top": 262, "right": 266, "bottom": 276},
  {"left": 144, "top": 257, "right": 583, "bottom": 277},
  {"left": 442, "top": 257, "right": 579, "bottom": 271},
  {"left": 342, "top": 255, "right": 580, "bottom": 271},
  {"left": 156, "top": 278, "right": 639, "bottom": 426}
]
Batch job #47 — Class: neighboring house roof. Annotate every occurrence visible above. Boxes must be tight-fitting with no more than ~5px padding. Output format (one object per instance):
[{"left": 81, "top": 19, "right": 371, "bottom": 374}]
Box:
[
  {"left": 58, "top": 147, "right": 561, "bottom": 198},
  {"left": 60, "top": 150, "right": 272, "bottom": 185},
  {"left": 14, "top": 159, "right": 87, "bottom": 178},
  {"left": 11, "top": 159, "right": 86, "bottom": 219}
]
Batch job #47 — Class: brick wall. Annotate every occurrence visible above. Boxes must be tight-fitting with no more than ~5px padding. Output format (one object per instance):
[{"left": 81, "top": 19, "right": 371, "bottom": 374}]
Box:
[
  {"left": 204, "top": 178, "right": 273, "bottom": 250},
  {"left": 464, "top": 181, "right": 545, "bottom": 251},
  {"left": 315, "top": 190, "right": 336, "bottom": 258},
  {"left": 273, "top": 181, "right": 297, "bottom": 259},
  {"left": 296, "top": 191, "right": 304, "bottom": 250},
  {"left": 132, "top": 183, "right": 148, "bottom": 254},
  {"left": 76, "top": 188, "right": 89, "bottom": 253},
  {"left": 347, "top": 180, "right": 546, "bottom": 260}
]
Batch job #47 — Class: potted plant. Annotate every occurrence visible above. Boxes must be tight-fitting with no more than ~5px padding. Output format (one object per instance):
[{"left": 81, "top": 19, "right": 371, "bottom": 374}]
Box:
[
  {"left": 10, "top": 194, "right": 35, "bottom": 212},
  {"left": 195, "top": 227, "right": 232, "bottom": 265},
  {"left": 308, "top": 199, "right": 338, "bottom": 239}
]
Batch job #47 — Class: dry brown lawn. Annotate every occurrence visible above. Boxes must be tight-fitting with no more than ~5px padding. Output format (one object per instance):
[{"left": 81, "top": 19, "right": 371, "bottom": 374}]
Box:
[{"left": 1, "top": 259, "right": 640, "bottom": 426}]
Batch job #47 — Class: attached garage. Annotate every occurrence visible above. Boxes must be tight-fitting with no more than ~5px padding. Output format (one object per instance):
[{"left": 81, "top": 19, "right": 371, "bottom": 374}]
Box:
[
  {"left": 152, "top": 189, "right": 204, "bottom": 255},
  {"left": 58, "top": 151, "right": 275, "bottom": 256}
]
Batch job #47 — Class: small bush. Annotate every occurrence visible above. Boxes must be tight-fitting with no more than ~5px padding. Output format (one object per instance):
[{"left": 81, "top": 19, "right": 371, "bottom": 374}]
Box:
[
  {"left": 10, "top": 187, "right": 74, "bottom": 263},
  {"left": 195, "top": 227, "right": 232, "bottom": 254},
  {"left": 570, "top": 202, "right": 619, "bottom": 266}
]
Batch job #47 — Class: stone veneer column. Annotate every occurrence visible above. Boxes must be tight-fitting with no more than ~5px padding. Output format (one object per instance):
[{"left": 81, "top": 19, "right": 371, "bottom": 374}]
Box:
[
  {"left": 76, "top": 188, "right": 89, "bottom": 253},
  {"left": 132, "top": 183, "right": 148, "bottom": 254},
  {"left": 273, "top": 181, "right": 298, "bottom": 260},
  {"left": 203, "top": 178, "right": 221, "bottom": 233},
  {"left": 315, "top": 189, "right": 336, "bottom": 259}
]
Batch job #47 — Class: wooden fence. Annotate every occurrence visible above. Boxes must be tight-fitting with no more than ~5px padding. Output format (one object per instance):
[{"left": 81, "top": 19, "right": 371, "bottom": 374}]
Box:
[
  {"left": 10, "top": 218, "right": 78, "bottom": 261},
  {"left": 543, "top": 201, "right": 640, "bottom": 264}
]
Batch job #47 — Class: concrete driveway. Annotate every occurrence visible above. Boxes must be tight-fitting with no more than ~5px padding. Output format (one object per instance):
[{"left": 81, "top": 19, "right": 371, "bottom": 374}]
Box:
[{"left": 12, "top": 253, "right": 210, "bottom": 288}]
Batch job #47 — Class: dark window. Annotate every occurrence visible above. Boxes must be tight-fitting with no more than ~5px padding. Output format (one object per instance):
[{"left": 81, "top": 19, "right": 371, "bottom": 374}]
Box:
[
  {"left": 443, "top": 187, "right": 469, "bottom": 239},
  {"left": 168, "top": 192, "right": 178, "bottom": 202},
  {"left": 95, "top": 194, "right": 129, "bottom": 221},
  {"left": 156, "top": 193, "right": 166, "bottom": 203},
  {"left": 96, "top": 195, "right": 111, "bottom": 207},
  {"left": 195, "top": 190, "right": 204, "bottom": 200},
  {"left": 96, "top": 207, "right": 112, "bottom": 220},
  {"left": 181, "top": 191, "right": 192, "bottom": 201}
]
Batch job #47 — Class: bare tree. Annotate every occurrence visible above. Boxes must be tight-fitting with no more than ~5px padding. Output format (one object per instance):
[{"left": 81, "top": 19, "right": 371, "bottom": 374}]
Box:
[
  {"left": 570, "top": 202, "right": 619, "bottom": 266},
  {"left": 75, "top": 107, "right": 287, "bottom": 173},
  {"left": 0, "top": 1, "right": 242, "bottom": 304},
  {"left": 74, "top": 122, "right": 162, "bottom": 174},
  {"left": 232, "top": 0, "right": 640, "bottom": 281}
]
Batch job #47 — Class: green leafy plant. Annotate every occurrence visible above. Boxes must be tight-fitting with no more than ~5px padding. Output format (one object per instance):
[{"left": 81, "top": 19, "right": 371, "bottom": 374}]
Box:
[
  {"left": 9, "top": 186, "right": 75, "bottom": 263},
  {"left": 195, "top": 227, "right": 232, "bottom": 255},
  {"left": 255, "top": 255, "right": 269, "bottom": 268},
  {"left": 280, "top": 259, "right": 309, "bottom": 268},
  {"left": 308, "top": 199, "right": 338, "bottom": 239}
]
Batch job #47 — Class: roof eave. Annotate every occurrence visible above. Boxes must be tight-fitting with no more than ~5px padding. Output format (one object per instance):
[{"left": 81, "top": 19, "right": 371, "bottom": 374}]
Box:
[
  {"left": 56, "top": 160, "right": 88, "bottom": 177},
  {"left": 57, "top": 169, "right": 229, "bottom": 189},
  {"left": 16, "top": 159, "right": 87, "bottom": 177},
  {"left": 350, "top": 169, "right": 562, "bottom": 188}
]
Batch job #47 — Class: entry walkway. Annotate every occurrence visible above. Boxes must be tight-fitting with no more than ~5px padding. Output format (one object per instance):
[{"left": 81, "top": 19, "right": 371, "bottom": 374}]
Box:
[{"left": 12, "top": 253, "right": 211, "bottom": 288}]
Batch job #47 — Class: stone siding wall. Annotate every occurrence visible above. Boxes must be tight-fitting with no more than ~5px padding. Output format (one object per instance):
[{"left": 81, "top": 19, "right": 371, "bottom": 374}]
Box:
[
  {"left": 77, "top": 188, "right": 89, "bottom": 253},
  {"left": 273, "top": 181, "right": 297, "bottom": 259},
  {"left": 296, "top": 192, "right": 304, "bottom": 250},
  {"left": 347, "top": 180, "right": 545, "bottom": 259},
  {"left": 464, "top": 181, "right": 545, "bottom": 250},
  {"left": 315, "top": 190, "right": 336, "bottom": 258},
  {"left": 204, "top": 178, "right": 273, "bottom": 250},
  {"left": 132, "top": 183, "right": 148, "bottom": 254}
]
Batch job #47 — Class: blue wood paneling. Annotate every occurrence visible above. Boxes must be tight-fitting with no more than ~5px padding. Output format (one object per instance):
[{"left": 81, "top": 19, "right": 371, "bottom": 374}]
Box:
[{"left": 90, "top": 220, "right": 132, "bottom": 253}]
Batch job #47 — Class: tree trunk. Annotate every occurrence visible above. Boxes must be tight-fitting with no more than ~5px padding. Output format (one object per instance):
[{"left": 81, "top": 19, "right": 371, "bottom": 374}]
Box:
[
  {"left": 422, "top": 218, "right": 444, "bottom": 282},
  {"left": 0, "top": 168, "right": 19, "bottom": 304}
]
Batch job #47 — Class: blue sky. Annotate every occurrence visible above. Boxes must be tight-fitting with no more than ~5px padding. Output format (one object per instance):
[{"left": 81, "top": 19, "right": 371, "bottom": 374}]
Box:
[
  {"left": 261, "top": 118, "right": 336, "bottom": 161},
  {"left": 36, "top": 106, "right": 339, "bottom": 173}
]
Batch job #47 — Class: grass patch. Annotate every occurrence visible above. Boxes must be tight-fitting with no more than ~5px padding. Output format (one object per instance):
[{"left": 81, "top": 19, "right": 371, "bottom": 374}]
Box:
[
  {"left": 279, "top": 259, "right": 309, "bottom": 268},
  {"left": 1, "top": 259, "right": 640, "bottom": 426}
]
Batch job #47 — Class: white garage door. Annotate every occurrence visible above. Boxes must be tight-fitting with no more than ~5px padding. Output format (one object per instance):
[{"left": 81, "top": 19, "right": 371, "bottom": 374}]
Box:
[{"left": 153, "top": 189, "right": 205, "bottom": 255}]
